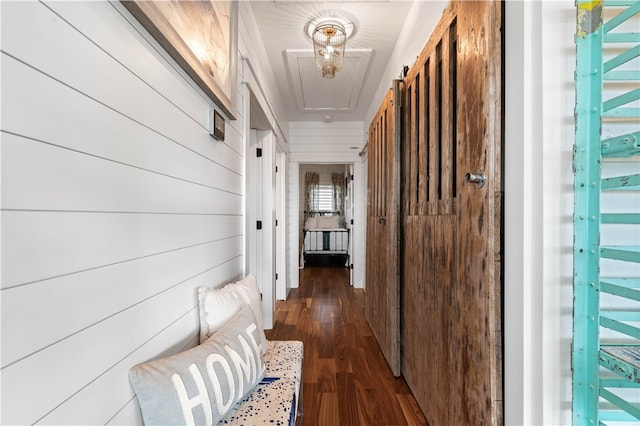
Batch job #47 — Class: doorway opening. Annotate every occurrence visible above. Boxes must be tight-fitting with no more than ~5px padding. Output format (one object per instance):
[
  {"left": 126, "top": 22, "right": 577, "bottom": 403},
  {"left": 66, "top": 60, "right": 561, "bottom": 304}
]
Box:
[{"left": 299, "top": 164, "right": 353, "bottom": 272}]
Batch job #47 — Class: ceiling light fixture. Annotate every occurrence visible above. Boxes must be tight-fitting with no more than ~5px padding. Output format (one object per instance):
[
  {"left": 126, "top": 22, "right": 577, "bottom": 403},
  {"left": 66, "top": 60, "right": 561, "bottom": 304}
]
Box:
[
  {"left": 312, "top": 20, "right": 346, "bottom": 79},
  {"left": 306, "top": 13, "right": 356, "bottom": 80}
]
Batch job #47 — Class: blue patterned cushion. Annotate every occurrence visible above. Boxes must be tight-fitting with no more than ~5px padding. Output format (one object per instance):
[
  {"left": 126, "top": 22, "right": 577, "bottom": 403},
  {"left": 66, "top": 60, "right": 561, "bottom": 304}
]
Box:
[
  {"left": 264, "top": 340, "right": 303, "bottom": 402},
  {"left": 129, "top": 305, "right": 265, "bottom": 425},
  {"left": 220, "top": 340, "right": 303, "bottom": 425},
  {"left": 218, "top": 377, "right": 297, "bottom": 426}
]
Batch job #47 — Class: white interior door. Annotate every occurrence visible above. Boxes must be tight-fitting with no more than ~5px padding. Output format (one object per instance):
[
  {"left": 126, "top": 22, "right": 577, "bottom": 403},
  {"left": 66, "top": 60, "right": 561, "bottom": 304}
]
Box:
[
  {"left": 275, "top": 150, "right": 287, "bottom": 300},
  {"left": 259, "top": 130, "right": 275, "bottom": 329}
]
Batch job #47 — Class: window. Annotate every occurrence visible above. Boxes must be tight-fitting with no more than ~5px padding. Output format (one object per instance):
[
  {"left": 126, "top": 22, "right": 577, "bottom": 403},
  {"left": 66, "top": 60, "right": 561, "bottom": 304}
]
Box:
[
  {"left": 304, "top": 171, "right": 344, "bottom": 213},
  {"left": 317, "top": 184, "right": 334, "bottom": 211}
]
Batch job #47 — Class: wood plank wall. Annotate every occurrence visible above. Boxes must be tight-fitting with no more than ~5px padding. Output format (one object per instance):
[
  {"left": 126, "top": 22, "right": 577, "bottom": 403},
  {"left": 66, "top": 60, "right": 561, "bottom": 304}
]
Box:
[
  {"left": 401, "top": 2, "right": 503, "bottom": 424},
  {"left": 400, "top": 6, "right": 460, "bottom": 422},
  {"left": 365, "top": 87, "right": 401, "bottom": 376},
  {"left": 0, "top": 2, "right": 271, "bottom": 424},
  {"left": 367, "top": 1, "right": 503, "bottom": 424},
  {"left": 453, "top": 2, "right": 502, "bottom": 422}
]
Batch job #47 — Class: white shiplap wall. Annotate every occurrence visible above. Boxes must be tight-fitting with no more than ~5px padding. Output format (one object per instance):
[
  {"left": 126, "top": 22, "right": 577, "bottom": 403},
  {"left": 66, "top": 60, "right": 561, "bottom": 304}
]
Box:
[
  {"left": 289, "top": 121, "right": 364, "bottom": 155},
  {"left": 0, "top": 1, "right": 272, "bottom": 424}
]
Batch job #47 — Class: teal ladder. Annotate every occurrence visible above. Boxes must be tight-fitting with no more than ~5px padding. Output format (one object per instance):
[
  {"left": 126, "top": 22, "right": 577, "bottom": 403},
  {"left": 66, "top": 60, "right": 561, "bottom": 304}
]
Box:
[{"left": 573, "top": 0, "right": 640, "bottom": 424}]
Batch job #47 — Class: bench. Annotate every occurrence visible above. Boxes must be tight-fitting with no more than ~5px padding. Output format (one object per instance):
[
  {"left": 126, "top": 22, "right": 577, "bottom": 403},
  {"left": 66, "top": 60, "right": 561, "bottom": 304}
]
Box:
[{"left": 128, "top": 275, "right": 303, "bottom": 425}]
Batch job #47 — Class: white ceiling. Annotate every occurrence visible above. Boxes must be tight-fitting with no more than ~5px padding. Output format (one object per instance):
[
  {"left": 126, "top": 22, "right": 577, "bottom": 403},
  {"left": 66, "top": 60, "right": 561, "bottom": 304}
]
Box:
[{"left": 249, "top": 0, "right": 415, "bottom": 123}]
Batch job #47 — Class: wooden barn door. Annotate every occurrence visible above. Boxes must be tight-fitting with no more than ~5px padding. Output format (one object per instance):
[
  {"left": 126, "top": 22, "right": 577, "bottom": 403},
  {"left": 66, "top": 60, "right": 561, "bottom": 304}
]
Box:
[
  {"left": 366, "top": 82, "right": 402, "bottom": 376},
  {"left": 401, "top": 1, "right": 503, "bottom": 424}
]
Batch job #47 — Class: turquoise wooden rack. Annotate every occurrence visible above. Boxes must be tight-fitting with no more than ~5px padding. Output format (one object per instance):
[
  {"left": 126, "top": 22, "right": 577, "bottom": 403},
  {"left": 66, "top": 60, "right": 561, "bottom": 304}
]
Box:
[{"left": 573, "top": 0, "right": 640, "bottom": 424}]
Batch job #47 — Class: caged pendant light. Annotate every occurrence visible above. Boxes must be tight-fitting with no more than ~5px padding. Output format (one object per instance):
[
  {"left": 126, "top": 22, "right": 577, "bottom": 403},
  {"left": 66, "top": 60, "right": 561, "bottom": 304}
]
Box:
[{"left": 312, "top": 20, "right": 347, "bottom": 79}]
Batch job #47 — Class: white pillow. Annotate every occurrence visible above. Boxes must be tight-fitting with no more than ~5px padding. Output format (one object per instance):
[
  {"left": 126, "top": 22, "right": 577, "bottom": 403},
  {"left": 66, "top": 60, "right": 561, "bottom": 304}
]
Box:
[
  {"left": 225, "top": 275, "right": 267, "bottom": 350},
  {"left": 316, "top": 215, "right": 340, "bottom": 229},
  {"left": 197, "top": 286, "right": 242, "bottom": 344},
  {"left": 304, "top": 217, "right": 317, "bottom": 229},
  {"left": 199, "top": 275, "right": 268, "bottom": 354}
]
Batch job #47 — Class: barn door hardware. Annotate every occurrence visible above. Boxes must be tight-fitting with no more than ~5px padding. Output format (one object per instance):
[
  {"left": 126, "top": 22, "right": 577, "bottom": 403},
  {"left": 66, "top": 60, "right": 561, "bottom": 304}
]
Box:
[{"left": 464, "top": 171, "right": 486, "bottom": 188}]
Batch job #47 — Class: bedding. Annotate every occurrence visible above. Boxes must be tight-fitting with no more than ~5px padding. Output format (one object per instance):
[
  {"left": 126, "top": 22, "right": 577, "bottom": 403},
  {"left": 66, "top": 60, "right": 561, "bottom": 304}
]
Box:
[
  {"left": 315, "top": 214, "right": 340, "bottom": 229},
  {"left": 303, "top": 229, "right": 349, "bottom": 253},
  {"left": 302, "top": 212, "right": 349, "bottom": 267}
]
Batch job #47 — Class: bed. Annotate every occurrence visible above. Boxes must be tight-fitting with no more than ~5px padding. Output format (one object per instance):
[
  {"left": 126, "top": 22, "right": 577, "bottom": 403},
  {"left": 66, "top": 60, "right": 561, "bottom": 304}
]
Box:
[{"left": 302, "top": 211, "right": 350, "bottom": 265}]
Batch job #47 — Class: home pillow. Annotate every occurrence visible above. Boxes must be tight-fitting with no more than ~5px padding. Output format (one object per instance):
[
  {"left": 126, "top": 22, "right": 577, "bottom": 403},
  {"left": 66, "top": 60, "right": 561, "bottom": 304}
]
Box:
[
  {"left": 199, "top": 274, "right": 268, "bottom": 354},
  {"left": 129, "top": 304, "right": 266, "bottom": 426}
]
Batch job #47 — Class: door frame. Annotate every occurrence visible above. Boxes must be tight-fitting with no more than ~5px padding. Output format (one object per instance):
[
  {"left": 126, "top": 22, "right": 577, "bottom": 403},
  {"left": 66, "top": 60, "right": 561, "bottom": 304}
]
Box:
[
  {"left": 288, "top": 153, "right": 365, "bottom": 289},
  {"left": 242, "top": 58, "right": 288, "bottom": 329}
]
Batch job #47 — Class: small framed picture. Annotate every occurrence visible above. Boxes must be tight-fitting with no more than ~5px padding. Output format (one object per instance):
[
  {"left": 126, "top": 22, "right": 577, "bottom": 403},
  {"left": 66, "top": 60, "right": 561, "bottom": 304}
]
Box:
[{"left": 210, "top": 109, "right": 225, "bottom": 141}]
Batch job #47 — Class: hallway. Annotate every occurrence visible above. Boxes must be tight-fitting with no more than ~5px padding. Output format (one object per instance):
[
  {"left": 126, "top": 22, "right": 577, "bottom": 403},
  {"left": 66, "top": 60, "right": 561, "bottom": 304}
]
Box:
[{"left": 265, "top": 266, "right": 427, "bottom": 425}]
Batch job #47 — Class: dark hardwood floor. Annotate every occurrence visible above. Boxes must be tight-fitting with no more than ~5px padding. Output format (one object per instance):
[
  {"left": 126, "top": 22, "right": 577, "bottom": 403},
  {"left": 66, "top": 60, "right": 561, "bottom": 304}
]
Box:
[{"left": 265, "top": 265, "right": 428, "bottom": 426}]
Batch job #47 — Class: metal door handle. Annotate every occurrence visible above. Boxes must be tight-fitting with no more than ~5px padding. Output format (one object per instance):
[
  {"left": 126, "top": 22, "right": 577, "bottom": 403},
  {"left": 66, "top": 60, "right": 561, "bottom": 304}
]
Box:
[{"left": 464, "top": 171, "right": 486, "bottom": 188}]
